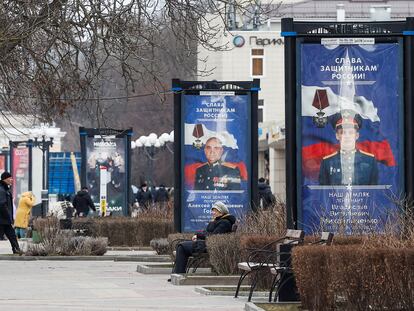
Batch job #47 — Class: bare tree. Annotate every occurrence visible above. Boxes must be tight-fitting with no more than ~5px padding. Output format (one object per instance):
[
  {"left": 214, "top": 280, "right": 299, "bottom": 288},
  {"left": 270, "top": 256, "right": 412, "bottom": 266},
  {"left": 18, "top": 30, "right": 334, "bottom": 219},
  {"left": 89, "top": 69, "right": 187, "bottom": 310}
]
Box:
[{"left": 0, "top": 0, "right": 277, "bottom": 124}]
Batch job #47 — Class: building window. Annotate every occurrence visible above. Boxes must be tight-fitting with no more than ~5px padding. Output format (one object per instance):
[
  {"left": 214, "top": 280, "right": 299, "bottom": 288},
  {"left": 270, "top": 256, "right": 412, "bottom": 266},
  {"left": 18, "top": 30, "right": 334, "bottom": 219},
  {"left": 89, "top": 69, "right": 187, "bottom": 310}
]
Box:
[
  {"left": 251, "top": 49, "right": 264, "bottom": 77},
  {"left": 258, "top": 99, "right": 264, "bottom": 123}
]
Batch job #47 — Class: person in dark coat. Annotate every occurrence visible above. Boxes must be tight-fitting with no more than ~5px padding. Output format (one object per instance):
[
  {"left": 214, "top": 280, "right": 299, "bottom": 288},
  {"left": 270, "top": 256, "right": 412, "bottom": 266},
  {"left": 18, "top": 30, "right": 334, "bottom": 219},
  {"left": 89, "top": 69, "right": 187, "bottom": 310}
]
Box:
[
  {"left": 72, "top": 186, "right": 96, "bottom": 217},
  {"left": 136, "top": 183, "right": 153, "bottom": 209},
  {"left": 258, "top": 178, "right": 276, "bottom": 209},
  {"left": 0, "top": 172, "right": 22, "bottom": 254},
  {"left": 172, "top": 201, "right": 236, "bottom": 274},
  {"left": 154, "top": 184, "right": 169, "bottom": 210},
  {"left": 155, "top": 185, "right": 169, "bottom": 203}
]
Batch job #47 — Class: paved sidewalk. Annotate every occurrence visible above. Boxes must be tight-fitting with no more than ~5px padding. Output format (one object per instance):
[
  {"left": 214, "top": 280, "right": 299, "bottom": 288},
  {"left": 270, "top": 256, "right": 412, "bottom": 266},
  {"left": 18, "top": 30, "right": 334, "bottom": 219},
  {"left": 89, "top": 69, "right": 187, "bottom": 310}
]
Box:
[{"left": 0, "top": 241, "right": 247, "bottom": 311}]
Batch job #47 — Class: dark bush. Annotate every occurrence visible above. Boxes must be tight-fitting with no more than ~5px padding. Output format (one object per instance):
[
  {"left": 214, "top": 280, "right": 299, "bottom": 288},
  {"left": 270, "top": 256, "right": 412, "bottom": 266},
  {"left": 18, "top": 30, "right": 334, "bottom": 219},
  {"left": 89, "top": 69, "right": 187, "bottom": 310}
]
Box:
[
  {"left": 239, "top": 234, "right": 281, "bottom": 252},
  {"left": 27, "top": 219, "right": 108, "bottom": 256},
  {"left": 26, "top": 235, "right": 108, "bottom": 256},
  {"left": 33, "top": 217, "right": 60, "bottom": 240},
  {"left": 150, "top": 238, "right": 170, "bottom": 255},
  {"left": 238, "top": 203, "right": 286, "bottom": 236},
  {"left": 207, "top": 233, "right": 242, "bottom": 275},
  {"left": 293, "top": 245, "right": 414, "bottom": 311},
  {"left": 72, "top": 216, "right": 174, "bottom": 246}
]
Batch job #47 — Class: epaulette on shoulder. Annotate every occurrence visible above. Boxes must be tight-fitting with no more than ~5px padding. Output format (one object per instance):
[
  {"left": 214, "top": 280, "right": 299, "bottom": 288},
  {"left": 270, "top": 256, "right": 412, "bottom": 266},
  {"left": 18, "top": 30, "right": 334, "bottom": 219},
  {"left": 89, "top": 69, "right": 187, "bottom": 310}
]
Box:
[
  {"left": 222, "top": 162, "right": 238, "bottom": 169},
  {"left": 323, "top": 151, "right": 338, "bottom": 160},
  {"left": 360, "top": 150, "right": 375, "bottom": 157}
]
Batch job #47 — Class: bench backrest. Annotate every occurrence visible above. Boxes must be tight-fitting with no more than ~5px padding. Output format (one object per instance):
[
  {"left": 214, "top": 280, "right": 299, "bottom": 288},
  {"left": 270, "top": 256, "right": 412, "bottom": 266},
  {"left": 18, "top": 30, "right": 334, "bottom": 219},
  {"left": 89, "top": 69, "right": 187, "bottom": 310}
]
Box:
[
  {"left": 320, "top": 232, "right": 334, "bottom": 245},
  {"left": 284, "top": 229, "right": 305, "bottom": 245}
]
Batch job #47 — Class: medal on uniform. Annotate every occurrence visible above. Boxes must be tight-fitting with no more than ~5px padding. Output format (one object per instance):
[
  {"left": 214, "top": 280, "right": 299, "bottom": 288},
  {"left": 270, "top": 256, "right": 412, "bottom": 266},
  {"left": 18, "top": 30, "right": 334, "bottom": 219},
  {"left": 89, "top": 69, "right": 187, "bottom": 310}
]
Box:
[
  {"left": 192, "top": 124, "right": 204, "bottom": 149},
  {"left": 312, "top": 89, "right": 329, "bottom": 128}
]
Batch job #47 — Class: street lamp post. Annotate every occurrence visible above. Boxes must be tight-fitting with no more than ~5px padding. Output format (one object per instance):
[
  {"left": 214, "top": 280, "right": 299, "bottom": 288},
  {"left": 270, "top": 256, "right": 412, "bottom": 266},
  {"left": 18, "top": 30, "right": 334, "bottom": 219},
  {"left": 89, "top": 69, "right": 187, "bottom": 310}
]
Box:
[{"left": 30, "top": 129, "right": 54, "bottom": 217}]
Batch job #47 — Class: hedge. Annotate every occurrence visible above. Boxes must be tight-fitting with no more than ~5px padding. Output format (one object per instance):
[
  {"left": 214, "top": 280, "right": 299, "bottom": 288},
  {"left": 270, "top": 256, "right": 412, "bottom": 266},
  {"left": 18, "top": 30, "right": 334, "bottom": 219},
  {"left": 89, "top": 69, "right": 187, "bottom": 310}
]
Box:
[
  {"left": 293, "top": 245, "right": 414, "bottom": 311},
  {"left": 72, "top": 217, "right": 174, "bottom": 246}
]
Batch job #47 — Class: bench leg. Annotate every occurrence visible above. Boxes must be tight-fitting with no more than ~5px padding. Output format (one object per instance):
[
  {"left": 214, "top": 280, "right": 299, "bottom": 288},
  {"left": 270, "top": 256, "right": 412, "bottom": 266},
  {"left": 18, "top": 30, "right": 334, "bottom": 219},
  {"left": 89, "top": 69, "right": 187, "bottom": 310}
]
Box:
[
  {"left": 247, "top": 271, "right": 259, "bottom": 302},
  {"left": 269, "top": 273, "right": 281, "bottom": 302},
  {"left": 192, "top": 255, "right": 208, "bottom": 273},
  {"left": 234, "top": 270, "right": 250, "bottom": 298},
  {"left": 185, "top": 257, "right": 195, "bottom": 274}
]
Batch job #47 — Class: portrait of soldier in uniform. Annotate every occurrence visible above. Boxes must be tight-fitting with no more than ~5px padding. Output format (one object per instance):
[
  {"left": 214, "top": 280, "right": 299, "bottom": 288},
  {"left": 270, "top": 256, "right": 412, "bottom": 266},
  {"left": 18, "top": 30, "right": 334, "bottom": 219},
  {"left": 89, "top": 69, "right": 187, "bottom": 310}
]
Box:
[
  {"left": 194, "top": 136, "right": 241, "bottom": 190},
  {"left": 319, "top": 111, "right": 379, "bottom": 185}
]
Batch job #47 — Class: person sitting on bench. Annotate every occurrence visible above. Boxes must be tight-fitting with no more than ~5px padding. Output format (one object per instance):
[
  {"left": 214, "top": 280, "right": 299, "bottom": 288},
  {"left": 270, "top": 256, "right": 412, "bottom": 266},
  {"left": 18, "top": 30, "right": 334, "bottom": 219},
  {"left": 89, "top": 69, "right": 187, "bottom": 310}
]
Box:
[{"left": 173, "top": 201, "right": 236, "bottom": 273}]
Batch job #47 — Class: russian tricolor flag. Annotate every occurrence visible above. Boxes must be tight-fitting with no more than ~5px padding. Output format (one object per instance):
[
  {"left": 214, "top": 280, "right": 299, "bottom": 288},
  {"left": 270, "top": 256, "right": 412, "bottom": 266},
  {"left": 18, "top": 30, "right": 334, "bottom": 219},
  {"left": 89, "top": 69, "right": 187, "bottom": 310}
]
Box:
[{"left": 301, "top": 85, "right": 396, "bottom": 181}]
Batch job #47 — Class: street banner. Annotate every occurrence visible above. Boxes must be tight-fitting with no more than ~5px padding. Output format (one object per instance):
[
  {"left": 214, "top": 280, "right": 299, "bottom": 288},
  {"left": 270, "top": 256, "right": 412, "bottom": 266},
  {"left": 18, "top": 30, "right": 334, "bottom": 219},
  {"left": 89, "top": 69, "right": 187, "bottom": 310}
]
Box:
[
  {"left": 11, "top": 144, "right": 30, "bottom": 215},
  {"left": 182, "top": 94, "right": 251, "bottom": 232},
  {"left": 0, "top": 154, "right": 7, "bottom": 176},
  {"left": 300, "top": 43, "right": 403, "bottom": 234},
  {"left": 80, "top": 128, "right": 132, "bottom": 216}
]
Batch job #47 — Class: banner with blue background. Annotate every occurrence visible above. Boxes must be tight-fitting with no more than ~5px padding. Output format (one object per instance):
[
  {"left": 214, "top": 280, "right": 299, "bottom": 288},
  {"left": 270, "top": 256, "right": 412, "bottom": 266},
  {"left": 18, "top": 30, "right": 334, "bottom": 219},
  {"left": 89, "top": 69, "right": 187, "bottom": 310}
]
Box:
[
  {"left": 300, "top": 43, "right": 403, "bottom": 234},
  {"left": 182, "top": 94, "right": 251, "bottom": 232}
]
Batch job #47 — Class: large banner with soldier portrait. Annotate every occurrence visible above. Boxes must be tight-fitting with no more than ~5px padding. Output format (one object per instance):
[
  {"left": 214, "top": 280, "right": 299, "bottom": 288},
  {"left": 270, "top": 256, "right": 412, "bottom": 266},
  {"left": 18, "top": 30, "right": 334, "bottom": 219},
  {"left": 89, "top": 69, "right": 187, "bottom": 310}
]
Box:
[
  {"left": 182, "top": 93, "right": 251, "bottom": 232},
  {"left": 300, "top": 42, "right": 404, "bottom": 234},
  {"left": 80, "top": 128, "right": 131, "bottom": 216}
]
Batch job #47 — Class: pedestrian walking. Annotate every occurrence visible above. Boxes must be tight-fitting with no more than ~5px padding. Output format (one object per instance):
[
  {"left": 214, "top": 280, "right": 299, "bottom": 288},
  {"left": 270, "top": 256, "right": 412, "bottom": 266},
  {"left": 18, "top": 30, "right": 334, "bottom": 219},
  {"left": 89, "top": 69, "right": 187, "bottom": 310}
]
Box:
[
  {"left": 258, "top": 177, "right": 276, "bottom": 209},
  {"left": 72, "top": 186, "right": 96, "bottom": 217},
  {"left": 0, "top": 172, "right": 22, "bottom": 255},
  {"left": 154, "top": 184, "right": 169, "bottom": 209},
  {"left": 136, "top": 183, "right": 153, "bottom": 210},
  {"left": 14, "top": 191, "right": 36, "bottom": 238}
]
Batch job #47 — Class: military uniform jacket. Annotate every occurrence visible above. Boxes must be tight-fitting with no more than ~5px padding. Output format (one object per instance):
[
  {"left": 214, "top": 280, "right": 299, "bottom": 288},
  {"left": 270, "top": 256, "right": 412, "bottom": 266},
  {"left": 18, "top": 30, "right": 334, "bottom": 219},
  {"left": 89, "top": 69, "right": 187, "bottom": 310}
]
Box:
[
  {"left": 319, "top": 150, "right": 379, "bottom": 185},
  {"left": 194, "top": 161, "right": 241, "bottom": 190}
]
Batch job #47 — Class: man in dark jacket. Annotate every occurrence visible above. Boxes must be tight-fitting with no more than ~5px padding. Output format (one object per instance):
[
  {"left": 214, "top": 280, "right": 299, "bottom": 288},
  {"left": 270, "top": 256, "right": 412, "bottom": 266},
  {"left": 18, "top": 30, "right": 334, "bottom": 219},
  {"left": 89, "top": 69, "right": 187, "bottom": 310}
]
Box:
[
  {"left": 136, "top": 183, "right": 152, "bottom": 209},
  {"left": 173, "top": 201, "right": 236, "bottom": 273},
  {"left": 154, "top": 184, "right": 169, "bottom": 210},
  {"left": 72, "top": 186, "right": 96, "bottom": 217},
  {"left": 0, "top": 172, "right": 22, "bottom": 254},
  {"left": 155, "top": 185, "right": 169, "bottom": 203},
  {"left": 258, "top": 178, "right": 276, "bottom": 209}
]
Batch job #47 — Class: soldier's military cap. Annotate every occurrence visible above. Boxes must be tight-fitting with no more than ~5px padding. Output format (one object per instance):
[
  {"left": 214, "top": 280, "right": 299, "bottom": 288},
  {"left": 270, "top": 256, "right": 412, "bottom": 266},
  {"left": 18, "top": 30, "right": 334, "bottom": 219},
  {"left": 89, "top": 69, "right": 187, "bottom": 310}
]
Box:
[{"left": 331, "top": 110, "right": 362, "bottom": 131}]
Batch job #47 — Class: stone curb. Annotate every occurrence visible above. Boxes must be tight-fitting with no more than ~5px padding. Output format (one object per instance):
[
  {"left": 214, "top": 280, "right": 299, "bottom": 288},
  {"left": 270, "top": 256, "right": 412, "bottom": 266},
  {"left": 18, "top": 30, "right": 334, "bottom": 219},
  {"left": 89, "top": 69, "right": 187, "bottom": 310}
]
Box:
[
  {"left": 115, "top": 255, "right": 170, "bottom": 262},
  {"left": 244, "top": 302, "right": 266, "bottom": 311},
  {"left": 137, "top": 263, "right": 211, "bottom": 274},
  {"left": 170, "top": 273, "right": 240, "bottom": 286},
  {"left": 136, "top": 263, "right": 174, "bottom": 274},
  {"left": 195, "top": 286, "right": 268, "bottom": 298}
]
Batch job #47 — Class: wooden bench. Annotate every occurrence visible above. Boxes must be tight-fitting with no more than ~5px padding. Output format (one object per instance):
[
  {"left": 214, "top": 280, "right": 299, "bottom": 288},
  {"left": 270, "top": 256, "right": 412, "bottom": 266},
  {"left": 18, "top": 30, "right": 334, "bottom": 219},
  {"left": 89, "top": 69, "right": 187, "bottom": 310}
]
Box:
[
  {"left": 234, "top": 229, "right": 305, "bottom": 302},
  {"left": 268, "top": 231, "right": 334, "bottom": 302}
]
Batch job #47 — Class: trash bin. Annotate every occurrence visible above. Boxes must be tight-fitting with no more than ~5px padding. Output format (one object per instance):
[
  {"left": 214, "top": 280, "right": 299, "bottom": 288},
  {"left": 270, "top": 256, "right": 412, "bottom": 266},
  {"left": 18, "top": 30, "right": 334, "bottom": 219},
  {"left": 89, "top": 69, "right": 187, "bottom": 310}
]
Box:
[
  {"left": 278, "top": 244, "right": 300, "bottom": 302},
  {"left": 32, "top": 230, "right": 42, "bottom": 244}
]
